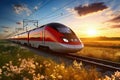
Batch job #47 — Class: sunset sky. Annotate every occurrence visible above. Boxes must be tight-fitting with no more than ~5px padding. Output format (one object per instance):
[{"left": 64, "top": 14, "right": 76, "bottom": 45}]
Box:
[{"left": 0, "top": 0, "right": 120, "bottom": 38}]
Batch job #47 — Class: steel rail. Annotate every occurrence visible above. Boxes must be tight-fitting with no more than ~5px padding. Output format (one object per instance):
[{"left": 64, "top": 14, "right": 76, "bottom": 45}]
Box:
[{"left": 64, "top": 53, "right": 120, "bottom": 71}]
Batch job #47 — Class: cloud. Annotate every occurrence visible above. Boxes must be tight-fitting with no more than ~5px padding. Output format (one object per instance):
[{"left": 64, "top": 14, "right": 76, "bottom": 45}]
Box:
[
  {"left": 13, "top": 4, "right": 32, "bottom": 16},
  {"left": 110, "top": 25, "right": 120, "bottom": 28},
  {"left": 101, "top": 8, "right": 115, "bottom": 19},
  {"left": 98, "top": 25, "right": 120, "bottom": 30},
  {"left": 108, "top": 15, "right": 120, "bottom": 23},
  {"left": 74, "top": 2, "right": 108, "bottom": 16},
  {"left": 33, "top": 2, "right": 42, "bottom": 11},
  {"left": 52, "top": 7, "right": 57, "bottom": 11},
  {"left": 34, "top": 6, "right": 38, "bottom": 10},
  {"left": 98, "top": 27, "right": 108, "bottom": 30},
  {"left": 66, "top": 8, "right": 76, "bottom": 14},
  {"left": 65, "top": 8, "right": 80, "bottom": 18}
]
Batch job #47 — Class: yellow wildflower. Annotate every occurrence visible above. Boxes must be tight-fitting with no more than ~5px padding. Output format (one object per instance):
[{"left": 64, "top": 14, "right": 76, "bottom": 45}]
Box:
[{"left": 0, "top": 68, "right": 2, "bottom": 75}]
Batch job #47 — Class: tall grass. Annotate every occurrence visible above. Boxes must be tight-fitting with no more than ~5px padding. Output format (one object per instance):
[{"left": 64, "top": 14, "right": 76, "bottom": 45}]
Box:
[
  {"left": 78, "top": 40, "right": 120, "bottom": 62},
  {"left": 0, "top": 40, "right": 120, "bottom": 80}
]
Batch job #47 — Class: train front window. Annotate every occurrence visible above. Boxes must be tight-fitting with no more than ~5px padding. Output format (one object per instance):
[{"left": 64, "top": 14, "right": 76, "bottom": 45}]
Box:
[
  {"left": 48, "top": 23, "right": 75, "bottom": 34},
  {"left": 57, "top": 27, "right": 72, "bottom": 33}
]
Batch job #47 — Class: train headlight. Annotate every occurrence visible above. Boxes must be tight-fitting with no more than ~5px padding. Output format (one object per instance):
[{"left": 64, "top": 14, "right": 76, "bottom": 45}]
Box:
[
  {"left": 75, "top": 39, "right": 78, "bottom": 41},
  {"left": 63, "top": 38, "right": 69, "bottom": 42}
]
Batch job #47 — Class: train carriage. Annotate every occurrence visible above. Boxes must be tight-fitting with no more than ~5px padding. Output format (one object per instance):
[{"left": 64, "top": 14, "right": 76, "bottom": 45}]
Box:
[
  {"left": 17, "top": 32, "right": 29, "bottom": 45},
  {"left": 29, "top": 26, "right": 45, "bottom": 48},
  {"left": 9, "top": 23, "right": 84, "bottom": 53}
]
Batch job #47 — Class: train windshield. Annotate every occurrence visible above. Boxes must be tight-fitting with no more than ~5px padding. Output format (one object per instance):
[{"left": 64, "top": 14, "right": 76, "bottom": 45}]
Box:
[
  {"left": 48, "top": 23, "right": 74, "bottom": 34},
  {"left": 56, "top": 27, "right": 72, "bottom": 33}
]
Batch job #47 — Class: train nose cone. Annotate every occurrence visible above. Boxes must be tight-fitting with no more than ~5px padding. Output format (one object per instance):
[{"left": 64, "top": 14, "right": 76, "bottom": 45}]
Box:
[{"left": 58, "top": 43, "right": 84, "bottom": 53}]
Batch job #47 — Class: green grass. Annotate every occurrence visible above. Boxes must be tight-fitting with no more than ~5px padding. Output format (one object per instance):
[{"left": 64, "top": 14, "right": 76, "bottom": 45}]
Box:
[
  {"left": 0, "top": 40, "right": 33, "bottom": 67},
  {"left": 0, "top": 39, "right": 9, "bottom": 43},
  {"left": 0, "top": 40, "right": 119, "bottom": 80}
]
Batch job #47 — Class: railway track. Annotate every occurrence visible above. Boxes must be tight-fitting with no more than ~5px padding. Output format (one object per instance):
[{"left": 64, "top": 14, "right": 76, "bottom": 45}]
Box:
[
  {"left": 12, "top": 42, "right": 120, "bottom": 72},
  {"left": 28, "top": 44, "right": 120, "bottom": 72},
  {"left": 64, "top": 53, "right": 120, "bottom": 71}
]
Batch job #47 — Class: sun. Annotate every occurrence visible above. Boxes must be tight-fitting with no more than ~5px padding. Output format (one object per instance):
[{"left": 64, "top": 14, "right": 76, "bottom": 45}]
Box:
[{"left": 86, "top": 28, "right": 97, "bottom": 37}]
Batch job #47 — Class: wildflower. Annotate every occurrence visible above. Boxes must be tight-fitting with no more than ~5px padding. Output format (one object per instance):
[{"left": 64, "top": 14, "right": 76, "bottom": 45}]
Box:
[
  {"left": 35, "top": 62, "right": 39, "bottom": 66},
  {"left": 40, "top": 64, "right": 43, "bottom": 68},
  {"left": 50, "top": 74, "right": 56, "bottom": 79},
  {"left": 9, "top": 61, "right": 12, "bottom": 65},
  {"left": 43, "top": 61, "right": 48, "bottom": 65},
  {"left": 47, "top": 63, "right": 51, "bottom": 66},
  {"left": 114, "top": 71, "right": 120, "bottom": 79},
  {"left": 2, "top": 66, "right": 6, "bottom": 69},
  {"left": 11, "top": 66, "right": 21, "bottom": 74},
  {"left": 5, "top": 63, "right": 9, "bottom": 66},
  {"left": 33, "top": 74, "right": 41, "bottom": 80},
  {"left": 73, "top": 60, "right": 82, "bottom": 69},
  {"left": 104, "top": 75, "right": 111, "bottom": 80},
  {"left": 23, "top": 77, "right": 29, "bottom": 80},
  {"left": 37, "top": 73, "right": 40, "bottom": 78},
  {"left": 28, "top": 69, "right": 35, "bottom": 74},
  {"left": 0, "top": 68, "right": 2, "bottom": 75},
  {"left": 6, "top": 73, "right": 12, "bottom": 77},
  {"left": 3, "top": 71, "right": 12, "bottom": 77},
  {"left": 6, "top": 67, "right": 10, "bottom": 71},
  {"left": 115, "top": 71, "right": 120, "bottom": 77},
  {"left": 45, "top": 63, "right": 51, "bottom": 67},
  {"left": 40, "top": 75, "right": 45, "bottom": 79},
  {"left": 53, "top": 69, "right": 56, "bottom": 72},
  {"left": 33, "top": 73, "right": 35, "bottom": 76},
  {"left": 57, "top": 75, "right": 62, "bottom": 79},
  {"left": 111, "top": 75, "right": 115, "bottom": 80},
  {"left": 18, "top": 58, "right": 21, "bottom": 61},
  {"left": 60, "top": 65, "right": 65, "bottom": 69},
  {"left": 30, "top": 63, "right": 36, "bottom": 69}
]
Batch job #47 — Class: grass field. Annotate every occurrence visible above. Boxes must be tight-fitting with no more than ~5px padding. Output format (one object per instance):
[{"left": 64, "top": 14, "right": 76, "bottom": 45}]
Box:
[
  {"left": 78, "top": 38, "right": 120, "bottom": 62},
  {"left": 0, "top": 40, "right": 102, "bottom": 80},
  {"left": 0, "top": 40, "right": 120, "bottom": 80}
]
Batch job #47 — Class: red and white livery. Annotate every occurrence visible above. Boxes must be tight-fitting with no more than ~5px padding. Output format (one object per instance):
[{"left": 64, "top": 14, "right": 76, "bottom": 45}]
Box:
[{"left": 9, "top": 23, "right": 84, "bottom": 53}]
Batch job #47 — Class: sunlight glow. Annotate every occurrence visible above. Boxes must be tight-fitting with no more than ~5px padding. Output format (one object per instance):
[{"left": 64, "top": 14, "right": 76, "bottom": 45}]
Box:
[{"left": 86, "top": 28, "right": 97, "bottom": 37}]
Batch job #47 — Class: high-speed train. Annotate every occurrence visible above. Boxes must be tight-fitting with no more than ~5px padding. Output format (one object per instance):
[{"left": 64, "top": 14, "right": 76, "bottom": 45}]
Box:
[{"left": 9, "top": 23, "right": 84, "bottom": 53}]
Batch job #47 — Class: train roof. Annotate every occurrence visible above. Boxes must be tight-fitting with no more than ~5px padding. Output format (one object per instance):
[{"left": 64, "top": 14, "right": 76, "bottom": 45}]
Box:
[
  {"left": 29, "top": 23, "right": 67, "bottom": 32},
  {"left": 47, "top": 23, "right": 67, "bottom": 28}
]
